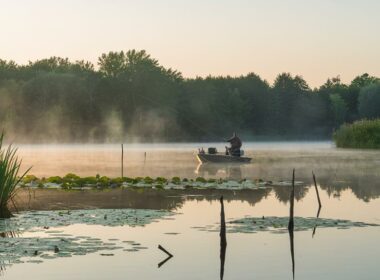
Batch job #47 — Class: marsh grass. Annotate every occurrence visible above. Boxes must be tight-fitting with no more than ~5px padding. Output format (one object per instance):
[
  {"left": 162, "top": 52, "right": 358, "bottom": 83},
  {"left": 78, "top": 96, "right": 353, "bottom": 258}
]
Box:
[
  {"left": 0, "top": 133, "right": 31, "bottom": 218},
  {"left": 334, "top": 119, "right": 380, "bottom": 149}
]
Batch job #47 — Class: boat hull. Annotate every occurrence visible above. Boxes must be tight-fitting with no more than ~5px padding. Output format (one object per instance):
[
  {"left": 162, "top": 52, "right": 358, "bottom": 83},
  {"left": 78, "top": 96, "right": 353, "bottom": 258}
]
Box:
[{"left": 197, "top": 153, "right": 251, "bottom": 163}]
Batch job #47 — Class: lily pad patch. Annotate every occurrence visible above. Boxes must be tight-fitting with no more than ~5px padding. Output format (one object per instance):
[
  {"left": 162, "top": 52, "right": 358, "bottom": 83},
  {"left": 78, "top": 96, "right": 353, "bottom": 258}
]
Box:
[
  {"left": 195, "top": 216, "right": 380, "bottom": 234},
  {"left": 0, "top": 208, "right": 175, "bottom": 268}
]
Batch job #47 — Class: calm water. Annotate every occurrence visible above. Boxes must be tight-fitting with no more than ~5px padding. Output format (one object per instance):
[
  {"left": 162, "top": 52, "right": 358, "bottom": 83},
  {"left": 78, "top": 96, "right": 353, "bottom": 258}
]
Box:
[{"left": 3, "top": 142, "right": 380, "bottom": 279}]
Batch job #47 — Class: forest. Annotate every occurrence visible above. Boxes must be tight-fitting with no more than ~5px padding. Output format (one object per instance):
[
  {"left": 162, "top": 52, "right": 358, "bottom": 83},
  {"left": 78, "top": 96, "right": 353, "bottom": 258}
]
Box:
[{"left": 1, "top": 49, "right": 379, "bottom": 143}]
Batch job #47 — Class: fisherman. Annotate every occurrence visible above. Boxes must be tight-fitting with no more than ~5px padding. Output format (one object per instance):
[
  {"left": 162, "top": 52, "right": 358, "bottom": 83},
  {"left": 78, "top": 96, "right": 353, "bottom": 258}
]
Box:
[{"left": 226, "top": 132, "right": 242, "bottom": 156}]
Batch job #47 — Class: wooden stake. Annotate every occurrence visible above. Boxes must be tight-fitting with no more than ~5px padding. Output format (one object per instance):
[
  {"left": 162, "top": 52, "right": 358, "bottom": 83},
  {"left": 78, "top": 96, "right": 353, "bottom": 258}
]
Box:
[
  {"left": 158, "top": 244, "right": 173, "bottom": 257},
  {"left": 158, "top": 245, "right": 173, "bottom": 268},
  {"left": 121, "top": 144, "right": 124, "bottom": 178}
]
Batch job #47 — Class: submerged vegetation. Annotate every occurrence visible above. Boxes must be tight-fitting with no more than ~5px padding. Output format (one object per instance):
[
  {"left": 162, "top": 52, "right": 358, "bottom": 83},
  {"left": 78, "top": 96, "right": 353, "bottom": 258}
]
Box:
[
  {"left": 0, "top": 133, "right": 30, "bottom": 218},
  {"left": 196, "top": 216, "right": 380, "bottom": 234},
  {"left": 334, "top": 119, "right": 380, "bottom": 149},
  {"left": 0, "top": 209, "right": 173, "bottom": 267},
  {"left": 1, "top": 51, "right": 380, "bottom": 142}
]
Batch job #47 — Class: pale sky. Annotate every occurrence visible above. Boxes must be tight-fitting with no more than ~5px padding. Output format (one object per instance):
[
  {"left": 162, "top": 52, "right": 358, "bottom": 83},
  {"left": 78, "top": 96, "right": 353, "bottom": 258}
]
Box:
[{"left": 1, "top": 0, "right": 379, "bottom": 87}]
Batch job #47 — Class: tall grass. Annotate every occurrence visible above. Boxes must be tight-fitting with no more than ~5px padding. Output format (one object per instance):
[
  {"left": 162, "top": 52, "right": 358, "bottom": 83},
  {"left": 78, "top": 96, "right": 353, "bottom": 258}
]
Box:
[
  {"left": 0, "top": 133, "right": 30, "bottom": 218},
  {"left": 333, "top": 119, "right": 380, "bottom": 149}
]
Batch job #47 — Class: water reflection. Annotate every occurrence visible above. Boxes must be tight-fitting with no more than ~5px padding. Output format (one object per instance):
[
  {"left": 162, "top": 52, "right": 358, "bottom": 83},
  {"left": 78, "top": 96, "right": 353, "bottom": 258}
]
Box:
[
  {"left": 195, "top": 163, "right": 242, "bottom": 180},
  {"left": 219, "top": 197, "right": 227, "bottom": 280},
  {"left": 14, "top": 176, "right": 380, "bottom": 214},
  {"left": 288, "top": 228, "right": 295, "bottom": 280},
  {"left": 312, "top": 206, "right": 322, "bottom": 238},
  {"left": 17, "top": 143, "right": 380, "bottom": 203},
  {"left": 0, "top": 230, "right": 19, "bottom": 275},
  {"left": 158, "top": 255, "right": 172, "bottom": 268}
]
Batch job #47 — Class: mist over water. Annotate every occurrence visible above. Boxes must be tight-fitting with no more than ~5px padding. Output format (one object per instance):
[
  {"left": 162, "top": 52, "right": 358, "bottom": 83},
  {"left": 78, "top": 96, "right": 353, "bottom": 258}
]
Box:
[{"left": 18, "top": 141, "right": 380, "bottom": 187}]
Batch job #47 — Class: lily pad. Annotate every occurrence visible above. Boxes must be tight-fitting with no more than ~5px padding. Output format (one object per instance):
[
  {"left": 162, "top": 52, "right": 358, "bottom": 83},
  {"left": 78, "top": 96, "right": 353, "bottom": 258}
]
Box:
[{"left": 196, "top": 216, "right": 380, "bottom": 234}]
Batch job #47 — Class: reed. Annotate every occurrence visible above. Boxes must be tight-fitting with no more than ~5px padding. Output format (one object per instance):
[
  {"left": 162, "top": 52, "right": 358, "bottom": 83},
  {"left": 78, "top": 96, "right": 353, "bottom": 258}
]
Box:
[
  {"left": 334, "top": 119, "right": 380, "bottom": 149},
  {"left": 0, "top": 133, "right": 30, "bottom": 218}
]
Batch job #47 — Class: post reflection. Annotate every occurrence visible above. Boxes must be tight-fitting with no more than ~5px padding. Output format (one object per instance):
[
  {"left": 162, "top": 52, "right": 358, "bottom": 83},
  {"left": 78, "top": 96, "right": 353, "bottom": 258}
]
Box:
[
  {"left": 219, "top": 196, "right": 227, "bottom": 280},
  {"left": 288, "top": 228, "right": 295, "bottom": 280},
  {"left": 195, "top": 163, "right": 242, "bottom": 181}
]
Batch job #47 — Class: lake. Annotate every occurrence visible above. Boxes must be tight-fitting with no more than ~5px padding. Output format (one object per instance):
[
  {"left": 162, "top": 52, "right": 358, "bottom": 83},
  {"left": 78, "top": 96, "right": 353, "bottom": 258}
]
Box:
[{"left": 2, "top": 142, "right": 380, "bottom": 279}]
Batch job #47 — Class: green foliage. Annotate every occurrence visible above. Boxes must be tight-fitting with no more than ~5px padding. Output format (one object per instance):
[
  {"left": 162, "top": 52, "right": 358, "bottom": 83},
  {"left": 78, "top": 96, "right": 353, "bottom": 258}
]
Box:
[
  {"left": 196, "top": 177, "right": 207, "bottom": 183},
  {"left": 329, "top": 94, "right": 347, "bottom": 127},
  {"left": 110, "top": 177, "right": 123, "bottom": 184},
  {"left": 0, "top": 133, "right": 31, "bottom": 217},
  {"left": 143, "top": 176, "right": 154, "bottom": 184},
  {"left": 63, "top": 173, "right": 80, "bottom": 182},
  {"left": 22, "top": 174, "right": 39, "bottom": 184},
  {"left": 171, "top": 177, "right": 181, "bottom": 184},
  {"left": 0, "top": 51, "right": 379, "bottom": 141},
  {"left": 358, "top": 83, "right": 380, "bottom": 119},
  {"left": 334, "top": 119, "right": 380, "bottom": 149},
  {"left": 46, "top": 176, "right": 63, "bottom": 184},
  {"left": 156, "top": 177, "right": 167, "bottom": 183},
  {"left": 98, "top": 176, "right": 110, "bottom": 186},
  {"left": 81, "top": 176, "right": 98, "bottom": 184}
]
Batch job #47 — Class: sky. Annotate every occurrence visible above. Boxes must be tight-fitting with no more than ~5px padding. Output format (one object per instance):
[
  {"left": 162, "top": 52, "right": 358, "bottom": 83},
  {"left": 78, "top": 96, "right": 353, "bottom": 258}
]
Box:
[{"left": 0, "top": 0, "right": 379, "bottom": 87}]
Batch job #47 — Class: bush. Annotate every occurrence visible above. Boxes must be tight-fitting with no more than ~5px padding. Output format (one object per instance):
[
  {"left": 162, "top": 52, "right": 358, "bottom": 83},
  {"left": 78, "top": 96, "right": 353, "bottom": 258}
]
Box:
[
  {"left": 47, "top": 176, "right": 63, "bottom": 184},
  {"left": 334, "top": 119, "right": 380, "bottom": 149}
]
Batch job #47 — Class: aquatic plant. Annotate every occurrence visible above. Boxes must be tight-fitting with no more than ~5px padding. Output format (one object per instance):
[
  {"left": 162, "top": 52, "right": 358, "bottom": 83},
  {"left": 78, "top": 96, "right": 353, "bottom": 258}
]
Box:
[
  {"left": 18, "top": 174, "right": 303, "bottom": 191},
  {"left": 0, "top": 208, "right": 172, "bottom": 266},
  {"left": 46, "top": 176, "right": 63, "bottom": 184},
  {"left": 195, "top": 216, "right": 380, "bottom": 234},
  {"left": 334, "top": 119, "right": 380, "bottom": 149},
  {"left": 0, "top": 133, "right": 31, "bottom": 218},
  {"left": 171, "top": 177, "right": 181, "bottom": 184},
  {"left": 195, "top": 177, "right": 207, "bottom": 183}
]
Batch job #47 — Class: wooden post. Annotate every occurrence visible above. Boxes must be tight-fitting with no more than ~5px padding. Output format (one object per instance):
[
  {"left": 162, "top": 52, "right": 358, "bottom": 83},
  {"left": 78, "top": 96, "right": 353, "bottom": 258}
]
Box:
[
  {"left": 158, "top": 245, "right": 173, "bottom": 257},
  {"left": 157, "top": 245, "right": 173, "bottom": 268},
  {"left": 121, "top": 144, "right": 124, "bottom": 178}
]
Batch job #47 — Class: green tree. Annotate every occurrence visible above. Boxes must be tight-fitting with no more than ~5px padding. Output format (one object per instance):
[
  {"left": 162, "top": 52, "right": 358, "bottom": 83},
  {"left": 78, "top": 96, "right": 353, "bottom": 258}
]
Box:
[
  {"left": 329, "top": 93, "right": 347, "bottom": 128},
  {"left": 358, "top": 83, "right": 380, "bottom": 119}
]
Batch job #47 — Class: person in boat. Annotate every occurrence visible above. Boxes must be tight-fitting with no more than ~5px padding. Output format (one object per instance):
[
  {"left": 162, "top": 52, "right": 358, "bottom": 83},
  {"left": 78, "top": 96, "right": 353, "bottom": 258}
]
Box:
[{"left": 226, "top": 132, "right": 242, "bottom": 156}]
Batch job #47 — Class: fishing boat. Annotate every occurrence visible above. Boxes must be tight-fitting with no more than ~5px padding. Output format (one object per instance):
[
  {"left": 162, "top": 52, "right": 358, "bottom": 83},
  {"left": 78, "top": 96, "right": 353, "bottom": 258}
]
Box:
[
  {"left": 197, "top": 147, "right": 251, "bottom": 163},
  {"left": 197, "top": 153, "right": 251, "bottom": 163},
  {"left": 197, "top": 133, "right": 251, "bottom": 163}
]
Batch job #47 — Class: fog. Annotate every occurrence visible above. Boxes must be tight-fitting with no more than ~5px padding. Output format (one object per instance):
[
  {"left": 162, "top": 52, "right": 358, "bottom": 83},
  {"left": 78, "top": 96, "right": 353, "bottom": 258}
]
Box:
[{"left": 2, "top": 51, "right": 378, "bottom": 144}]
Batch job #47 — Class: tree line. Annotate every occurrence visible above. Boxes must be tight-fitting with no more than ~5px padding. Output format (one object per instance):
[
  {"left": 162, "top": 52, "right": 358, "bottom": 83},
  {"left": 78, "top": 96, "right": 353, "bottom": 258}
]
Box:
[{"left": 1, "top": 50, "right": 379, "bottom": 142}]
